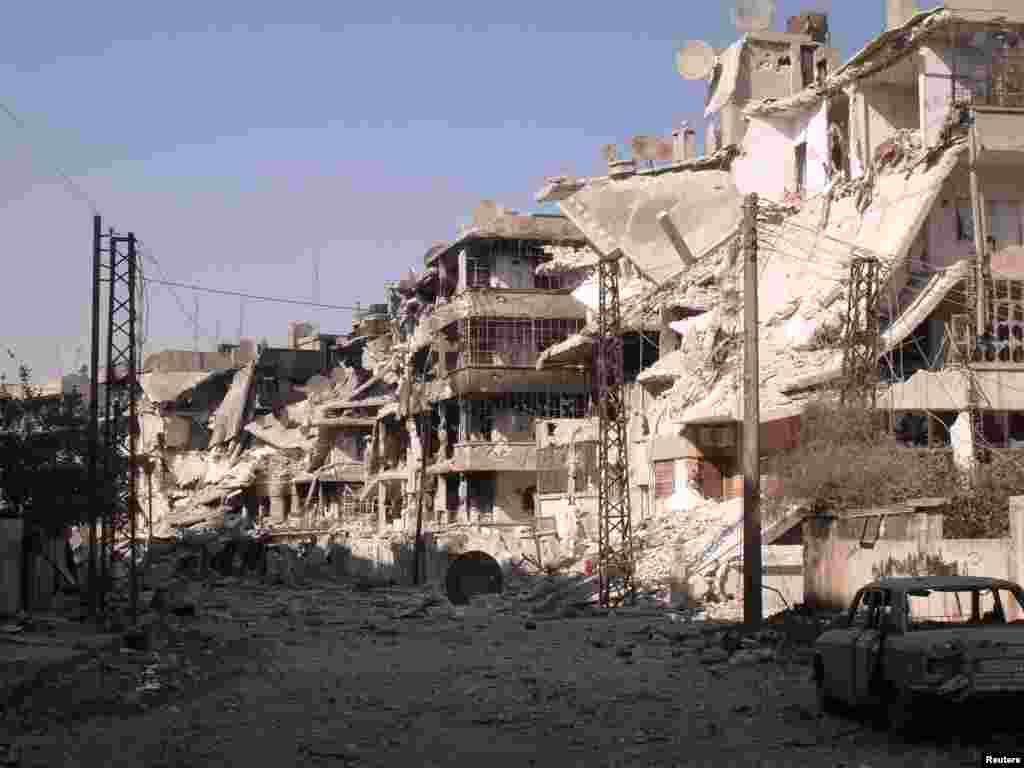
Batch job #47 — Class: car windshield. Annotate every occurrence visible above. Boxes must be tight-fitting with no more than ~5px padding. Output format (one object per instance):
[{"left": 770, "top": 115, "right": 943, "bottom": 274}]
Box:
[{"left": 906, "top": 587, "right": 1024, "bottom": 630}]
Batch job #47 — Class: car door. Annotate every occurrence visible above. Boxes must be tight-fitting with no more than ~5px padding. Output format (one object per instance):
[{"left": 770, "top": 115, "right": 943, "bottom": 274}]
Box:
[
  {"left": 853, "top": 589, "right": 889, "bottom": 704},
  {"left": 819, "top": 589, "right": 871, "bottom": 705},
  {"left": 837, "top": 589, "right": 878, "bottom": 704}
]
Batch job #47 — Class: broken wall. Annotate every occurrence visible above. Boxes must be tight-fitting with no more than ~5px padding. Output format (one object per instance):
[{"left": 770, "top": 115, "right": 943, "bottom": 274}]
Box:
[
  {"left": 862, "top": 82, "right": 921, "bottom": 165},
  {"left": 920, "top": 44, "right": 955, "bottom": 148},
  {"left": 734, "top": 115, "right": 798, "bottom": 201},
  {"left": 802, "top": 509, "right": 1016, "bottom": 610},
  {"left": 492, "top": 471, "right": 535, "bottom": 525}
]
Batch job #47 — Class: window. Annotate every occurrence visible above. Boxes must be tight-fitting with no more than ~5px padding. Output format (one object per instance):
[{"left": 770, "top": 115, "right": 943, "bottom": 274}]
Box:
[
  {"left": 989, "top": 201, "right": 1023, "bottom": 248},
  {"left": 653, "top": 460, "right": 675, "bottom": 499},
  {"left": 795, "top": 143, "right": 807, "bottom": 195},
  {"left": 801, "top": 47, "right": 815, "bottom": 88},
  {"left": 849, "top": 589, "right": 881, "bottom": 629},
  {"left": 466, "top": 253, "right": 491, "bottom": 289},
  {"left": 906, "top": 587, "right": 1024, "bottom": 629}
]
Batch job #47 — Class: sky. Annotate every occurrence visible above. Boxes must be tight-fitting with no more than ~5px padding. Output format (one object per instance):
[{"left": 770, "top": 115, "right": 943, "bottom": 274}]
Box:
[{"left": 0, "top": 0, "right": 920, "bottom": 385}]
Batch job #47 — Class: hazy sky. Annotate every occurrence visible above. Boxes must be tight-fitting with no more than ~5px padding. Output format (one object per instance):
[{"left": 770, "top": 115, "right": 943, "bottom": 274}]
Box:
[{"left": 0, "top": 0, "right": 914, "bottom": 384}]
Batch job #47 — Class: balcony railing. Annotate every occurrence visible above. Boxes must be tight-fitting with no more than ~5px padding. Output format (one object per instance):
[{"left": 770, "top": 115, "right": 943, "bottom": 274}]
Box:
[{"left": 949, "top": 46, "right": 1024, "bottom": 109}]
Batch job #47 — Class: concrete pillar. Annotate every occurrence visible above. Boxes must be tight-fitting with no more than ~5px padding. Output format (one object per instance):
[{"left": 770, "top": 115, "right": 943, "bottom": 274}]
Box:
[
  {"left": 950, "top": 411, "right": 975, "bottom": 478},
  {"left": 683, "top": 128, "right": 697, "bottom": 161},
  {"left": 1009, "top": 496, "right": 1024, "bottom": 621},
  {"left": 458, "top": 474, "right": 468, "bottom": 523},
  {"left": 457, "top": 249, "right": 468, "bottom": 293},
  {"left": 377, "top": 480, "right": 387, "bottom": 532},
  {"left": 268, "top": 484, "right": 290, "bottom": 524}
]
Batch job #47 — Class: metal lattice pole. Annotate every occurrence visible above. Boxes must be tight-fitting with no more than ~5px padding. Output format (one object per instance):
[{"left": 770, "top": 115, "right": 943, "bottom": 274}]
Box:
[
  {"left": 90, "top": 225, "right": 139, "bottom": 625},
  {"left": 596, "top": 249, "right": 634, "bottom": 608},
  {"left": 840, "top": 256, "right": 881, "bottom": 409}
]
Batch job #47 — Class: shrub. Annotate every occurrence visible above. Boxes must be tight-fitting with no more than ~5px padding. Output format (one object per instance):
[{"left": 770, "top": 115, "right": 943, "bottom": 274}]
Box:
[{"left": 767, "top": 397, "right": 1024, "bottom": 538}]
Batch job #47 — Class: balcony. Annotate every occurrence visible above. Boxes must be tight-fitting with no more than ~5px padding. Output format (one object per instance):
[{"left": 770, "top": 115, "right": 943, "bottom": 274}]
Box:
[{"left": 428, "top": 441, "right": 538, "bottom": 474}]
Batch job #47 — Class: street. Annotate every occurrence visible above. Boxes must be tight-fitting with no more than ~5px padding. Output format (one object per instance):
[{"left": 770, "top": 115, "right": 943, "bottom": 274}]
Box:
[{"left": 0, "top": 577, "right": 1016, "bottom": 768}]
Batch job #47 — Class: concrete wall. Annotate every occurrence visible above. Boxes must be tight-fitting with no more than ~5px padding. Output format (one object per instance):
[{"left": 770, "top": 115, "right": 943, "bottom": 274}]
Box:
[
  {"left": 920, "top": 45, "right": 954, "bottom": 149},
  {"left": 735, "top": 116, "right": 797, "bottom": 201},
  {"left": 928, "top": 167, "right": 1024, "bottom": 270},
  {"left": 863, "top": 82, "right": 920, "bottom": 162},
  {"left": 493, "top": 471, "right": 535, "bottom": 525},
  {"left": 803, "top": 508, "right": 1022, "bottom": 611},
  {"left": 720, "top": 545, "right": 804, "bottom": 617}
]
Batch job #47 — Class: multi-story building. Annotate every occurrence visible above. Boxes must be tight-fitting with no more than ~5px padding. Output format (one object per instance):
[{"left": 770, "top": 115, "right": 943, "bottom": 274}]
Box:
[{"left": 353, "top": 202, "right": 601, "bottom": 555}]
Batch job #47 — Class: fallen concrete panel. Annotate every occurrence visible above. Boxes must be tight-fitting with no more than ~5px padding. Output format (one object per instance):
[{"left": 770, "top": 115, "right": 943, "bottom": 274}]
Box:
[
  {"left": 705, "top": 38, "right": 745, "bottom": 118},
  {"left": 209, "top": 363, "right": 256, "bottom": 447},
  {"left": 139, "top": 371, "right": 228, "bottom": 404},
  {"left": 559, "top": 169, "right": 743, "bottom": 285}
]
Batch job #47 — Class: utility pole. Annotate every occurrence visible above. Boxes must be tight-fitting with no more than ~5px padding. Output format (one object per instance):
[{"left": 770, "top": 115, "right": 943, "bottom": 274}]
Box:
[
  {"left": 968, "top": 110, "right": 988, "bottom": 336},
  {"left": 741, "top": 193, "right": 762, "bottom": 629},
  {"left": 596, "top": 248, "right": 635, "bottom": 607},
  {"left": 88, "top": 215, "right": 102, "bottom": 622},
  {"left": 967, "top": 108, "right": 988, "bottom": 483}
]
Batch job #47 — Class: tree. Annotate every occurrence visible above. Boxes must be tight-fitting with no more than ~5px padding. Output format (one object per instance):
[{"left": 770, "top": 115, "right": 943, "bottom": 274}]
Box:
[{"left": 0, "top": 365, "right": 92, "bottom": 535}]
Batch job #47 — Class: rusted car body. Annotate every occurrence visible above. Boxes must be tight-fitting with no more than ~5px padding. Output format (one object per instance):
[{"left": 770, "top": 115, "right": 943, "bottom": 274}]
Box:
[{"left": 813, "top": 576, "right": 1024, "bottom": 732}]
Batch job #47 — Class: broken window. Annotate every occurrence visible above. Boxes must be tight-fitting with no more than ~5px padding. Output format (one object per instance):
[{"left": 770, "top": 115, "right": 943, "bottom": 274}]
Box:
[
  {"left": 466, "top": 252, "right": 492, "bottom": 289},
  {"left": 894, "top": 412, "right": 928, "bottom": 448},
  {"left": 800, "top": 47, "right": 815, "bottom": 88},
  {"left": 468, "top": 474, "right": 496, "bottom": 522},
  {"left": 1008, "top": 412, "right": 1024, "bottom": 448},
  {"left": 989, "top": 201, "right": 1023, "bottom": 248},
  {"left": 795, "top": 143, "right": 807, "bottom": 195},
  {"left": 534, "top": 272, "right": 564, "bottom": 291},
  {"left": 982, "top": 411, "right": 1007, "bottom": 449},
  {"left": 956, "top": 200, "right": 975, "bottom": 242}
]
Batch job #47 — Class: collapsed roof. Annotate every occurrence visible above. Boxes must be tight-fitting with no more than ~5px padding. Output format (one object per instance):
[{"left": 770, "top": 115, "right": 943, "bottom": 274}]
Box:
[{"left": 426, "top": 201, "right": 585, "bottom": 268}]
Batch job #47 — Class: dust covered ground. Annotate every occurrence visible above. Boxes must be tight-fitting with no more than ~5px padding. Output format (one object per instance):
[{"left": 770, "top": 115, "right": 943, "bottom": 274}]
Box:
[{"left": 0, "top": 577, "right": 1018, "bottom": 768}]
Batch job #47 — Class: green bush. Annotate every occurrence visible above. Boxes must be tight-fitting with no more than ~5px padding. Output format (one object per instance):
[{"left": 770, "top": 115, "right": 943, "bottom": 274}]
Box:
[{"left": 768, "top": 398, "right": 1024, "bottom": 538}]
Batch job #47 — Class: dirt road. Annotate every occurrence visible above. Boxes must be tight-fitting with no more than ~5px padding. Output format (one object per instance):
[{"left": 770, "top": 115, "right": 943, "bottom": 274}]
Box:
[{"left": 0, "top": 579, "right": 1016, "bottom": 767}]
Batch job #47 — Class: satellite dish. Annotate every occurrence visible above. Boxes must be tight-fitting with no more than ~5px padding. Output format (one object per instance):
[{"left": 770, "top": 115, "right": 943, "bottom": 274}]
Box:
[
  {"left": 676, "top": 40, "right": 716, "bottom": 80},
  {"left": 732, "top": 0, "right": 776, "bottom": 33}
]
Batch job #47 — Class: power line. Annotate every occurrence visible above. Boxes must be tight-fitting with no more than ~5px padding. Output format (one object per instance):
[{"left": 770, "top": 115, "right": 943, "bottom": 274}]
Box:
[
  {"left": 0, "top": 100, "right": 101, "bottom": 216},
  {"left": 140, "top": 276, "right": 361, "bottom": 311}
]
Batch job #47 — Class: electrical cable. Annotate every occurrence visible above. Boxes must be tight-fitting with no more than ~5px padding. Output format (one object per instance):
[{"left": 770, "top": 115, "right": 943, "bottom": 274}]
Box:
[
  {"left": 140, "top": 276, "right": 363, "bottom": 312},
  {"left": 0, "top": 100, "right": 101, "bottom": 216}
]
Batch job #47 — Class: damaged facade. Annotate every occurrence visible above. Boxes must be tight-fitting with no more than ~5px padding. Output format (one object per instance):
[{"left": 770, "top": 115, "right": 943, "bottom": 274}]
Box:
[{"left": 130, "top": 1, "right": 1024, "bottom": 613}]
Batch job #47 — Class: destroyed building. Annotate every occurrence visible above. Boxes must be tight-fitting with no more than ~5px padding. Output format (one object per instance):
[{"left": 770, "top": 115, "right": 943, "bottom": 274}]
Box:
[{"left": 131, "top": 1, "right": 1024, "bottom": 610}]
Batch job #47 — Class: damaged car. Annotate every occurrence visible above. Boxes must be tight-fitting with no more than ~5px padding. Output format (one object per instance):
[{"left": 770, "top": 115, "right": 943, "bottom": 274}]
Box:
[{"left": 813, "top": 576, "right": 1024, "bottom": 734}]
